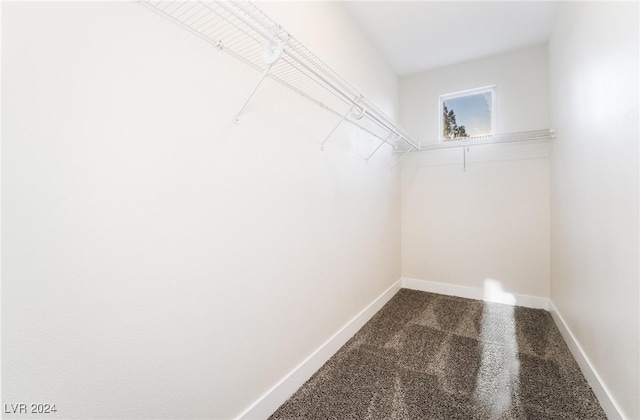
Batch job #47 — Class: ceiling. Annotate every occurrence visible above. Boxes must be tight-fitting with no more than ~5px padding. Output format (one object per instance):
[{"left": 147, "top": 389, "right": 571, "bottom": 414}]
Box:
[{"left": 344, "top": 1, "right": 561, "bottom": 77}]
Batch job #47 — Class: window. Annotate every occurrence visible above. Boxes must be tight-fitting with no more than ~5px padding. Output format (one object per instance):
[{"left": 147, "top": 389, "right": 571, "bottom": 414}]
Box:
[{"left": 439, "top": 86, "right": 495, "bottom": 141}]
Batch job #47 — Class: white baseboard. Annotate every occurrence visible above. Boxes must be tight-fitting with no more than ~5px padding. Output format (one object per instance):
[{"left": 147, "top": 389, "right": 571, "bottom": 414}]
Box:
[
  {"left": 401, "top": 277, "right": 549, "bottom": 310},
  {"left": 402, "top": 278, "right": 621, "bottom": 417},
  {"left": 549, "top": 302, "right": 624, "bottom": 420},
  {"left": 237, "top": 279, "right": 403, "bottom": 420},
  {"left": 237, "top": 278, "right": 620, "bottom": 420}
]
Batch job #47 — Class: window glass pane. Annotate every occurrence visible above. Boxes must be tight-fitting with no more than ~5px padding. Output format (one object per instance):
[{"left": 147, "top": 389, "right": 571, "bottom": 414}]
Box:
[{"left": 442, "top": 90, "right": 493, "bottom": 140}]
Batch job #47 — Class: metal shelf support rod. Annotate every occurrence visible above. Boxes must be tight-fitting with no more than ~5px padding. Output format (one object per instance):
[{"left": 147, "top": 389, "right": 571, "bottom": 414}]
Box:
[
  {"left": 321, "top": 104, "right": 355, "bottom": 150},
  {"left": 365, "top": 140, "right": 386, "bottom": 164},
  {"left": 392, "top": 148, "right": 412, "bottom": 169},
  {"left": 235, "top": 61, "right": 275, "bottom": 124},
  {"left": 216, "top": 0, "right": 421, "bottom": 151},
  {"left": 463, "top": 146, "right": 469, "bottom": 171}
]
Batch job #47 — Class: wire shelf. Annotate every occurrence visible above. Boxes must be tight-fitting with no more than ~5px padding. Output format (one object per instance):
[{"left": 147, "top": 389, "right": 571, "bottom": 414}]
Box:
[
  {"left": 395, "top": 128, "right": 556, "bottom": 171},
  {"left": 141, "top": 0, "right": 420, "bottom": 158},
  {"left": 395, "top": 129, "right": 555, "bottom": 153},
  {"left": 391, "top": 128, "right": 555, "bottom": 170}
]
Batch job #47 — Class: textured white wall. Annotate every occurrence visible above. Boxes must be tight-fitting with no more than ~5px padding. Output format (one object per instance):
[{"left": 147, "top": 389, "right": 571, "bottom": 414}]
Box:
[
  {"left": 548, "top": 2, "right": 639, "bottom": 418},
  {"left": 1, "top": 2, "right": 400, "bottom": 418},
  {"left": 400, "top": 46, "right": 551, "bottom": 298}
]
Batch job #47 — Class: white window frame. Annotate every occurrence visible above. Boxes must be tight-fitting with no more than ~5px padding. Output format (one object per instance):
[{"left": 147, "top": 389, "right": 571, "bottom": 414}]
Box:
[{"left": 439, "top": 85, "right": 496, "bottom": 142}]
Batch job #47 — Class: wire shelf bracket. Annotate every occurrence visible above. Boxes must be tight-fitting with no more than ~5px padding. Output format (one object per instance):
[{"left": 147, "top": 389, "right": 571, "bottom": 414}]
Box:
[
  {"left": 235, "top": 59, "right": 275, "bottom": 124},
  {"left": 320, "top": 102, "right": 369, "bottom": 151},
  {"left": 141, "top": 0, "right": 421, "bottom": 162},
  {"left": 321, "top": 104, "right": 354, "bottom": 151},
  {"left": 366, "top": 132, "right": 397, "bottom": 164}
]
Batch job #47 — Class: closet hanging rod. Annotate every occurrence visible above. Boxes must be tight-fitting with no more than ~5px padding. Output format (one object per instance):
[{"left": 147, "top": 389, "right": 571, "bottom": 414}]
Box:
[
  {"left": 142, "top": 0, "right": 421, "bottom": 158},
  {"left": 216, "top": 1, "right": 419, "bottom": 151},
  {"left": 214, "top": 2, "right": 355, "bottom": 101}
]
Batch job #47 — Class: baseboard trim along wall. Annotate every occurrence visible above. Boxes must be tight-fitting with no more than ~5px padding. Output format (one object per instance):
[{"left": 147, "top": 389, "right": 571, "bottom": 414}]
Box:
[
  {"left": 401, "top": 278, "right": 621, "bottom": 418},
  {"left": 237, "top": 279, "right": 403, "bottom": 420},
  {"left": 549, "top": 302, "right": 624, "bottom": 420},
  {"left": 401, "top": 277, "right": 550, "bottom": 310},
  {"left": 238, "top": 277, "right": 618, "bottom": 420},
  {"left": 403, "top": 278, "right": 621, "bottom": 417}
]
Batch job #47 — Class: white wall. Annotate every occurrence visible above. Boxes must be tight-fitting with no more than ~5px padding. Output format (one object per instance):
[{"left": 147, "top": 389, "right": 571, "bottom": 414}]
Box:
[
  {"left": 400, "top": 45, "right": 551, "bottom": 298},
  {"left": 1, "top": 2, "right": 401, "bottom": 418},
  {"left": 401, "top": 44, "right": 550, "bottom": 143},
  {"left": 548, "top": 2, "right": 639, "bottom": 418}
]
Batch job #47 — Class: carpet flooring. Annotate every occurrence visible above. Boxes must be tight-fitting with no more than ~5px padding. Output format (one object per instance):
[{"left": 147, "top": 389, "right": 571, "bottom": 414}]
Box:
[{"left": 270, "top": 289, "right": 606, "bottom": 419}]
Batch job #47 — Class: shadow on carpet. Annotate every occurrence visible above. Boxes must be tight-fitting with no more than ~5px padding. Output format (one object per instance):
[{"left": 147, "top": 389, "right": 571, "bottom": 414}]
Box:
[{"left": 270, "top": 289, "right": 606, "bottom": 419}]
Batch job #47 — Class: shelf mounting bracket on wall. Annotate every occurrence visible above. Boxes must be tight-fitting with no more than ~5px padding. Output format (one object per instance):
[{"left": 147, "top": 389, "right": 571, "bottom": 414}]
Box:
[
  {"left": 234, "top": 32, "right": 285, "bottom": 124},
  {"left": 141, "top": 0, "right": 421, "bottom": 161},
  {"left": 320, "top": 101, "right": 366, "bottom": 151},
  {"left": 392, "top": 148, "right": 412, "bottom": 169},
  {"left": 321, "top": 104, "right": 355, "bottom": 151},
  {"left": 463, "top": 145, "right": 469, "bottom": 171},
  {"left": 366, "top": 133, "right": 397, "bottom": 164}
]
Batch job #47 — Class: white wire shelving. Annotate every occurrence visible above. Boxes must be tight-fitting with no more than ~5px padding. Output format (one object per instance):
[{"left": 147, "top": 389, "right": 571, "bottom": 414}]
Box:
[
  {"left": 416, "top": 129, "right": 555, "bottom": 151},
  {"left": 140, "top": 1, "right": 555, "bottom": 167},
  {"left": 394, "top": 128, "right": 555, "bottom": 169},
  {"left": 140, "top": 0, "right": 421, "bottom": 162}
]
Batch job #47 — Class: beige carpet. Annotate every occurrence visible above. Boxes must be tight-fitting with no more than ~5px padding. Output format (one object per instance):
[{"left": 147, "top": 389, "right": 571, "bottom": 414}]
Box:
[{"left": 270, "top": 289, "right": 606, "bottom": 419}]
